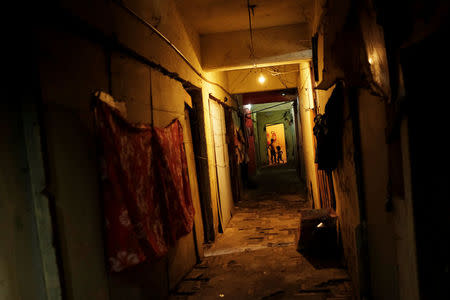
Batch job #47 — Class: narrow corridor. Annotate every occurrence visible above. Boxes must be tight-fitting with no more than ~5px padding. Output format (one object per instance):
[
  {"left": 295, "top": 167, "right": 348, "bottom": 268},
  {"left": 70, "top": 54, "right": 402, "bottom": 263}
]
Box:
[
  {"left": 171, "top": 167, "right": 352, "bottom": 299},
  {"left": 5, "top": 1, "right": 449, "bottom": 299}
]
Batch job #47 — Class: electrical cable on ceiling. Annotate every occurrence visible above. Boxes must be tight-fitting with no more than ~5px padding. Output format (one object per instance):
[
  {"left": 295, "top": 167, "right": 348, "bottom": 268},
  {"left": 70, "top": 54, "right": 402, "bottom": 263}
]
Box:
[
  {"left": 247, "top": 0, "right": 257, "bottom": 63},
  {"left": 246, "top": 101, "right": 293, "bottom": 115},
  {"left": 116, "top": 0, "right": 236, "bottom": 104},
  {"left": 263, "top": 105, "right": 295, "bottom": 126},
  {"left": 265, "top": 69, "right": 300, "bottom": 76},
  {"left": 228, "top": 68, "right": 253, "bottom": 92},
  {"left": 245, "top": 2, "right": 304, "bottom": 87}
]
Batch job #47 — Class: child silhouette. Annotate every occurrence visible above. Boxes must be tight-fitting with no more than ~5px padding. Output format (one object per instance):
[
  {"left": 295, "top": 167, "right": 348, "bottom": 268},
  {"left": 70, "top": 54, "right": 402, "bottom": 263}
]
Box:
[{"left": 276, "top": 145, "right": 284, "bottom": 164}]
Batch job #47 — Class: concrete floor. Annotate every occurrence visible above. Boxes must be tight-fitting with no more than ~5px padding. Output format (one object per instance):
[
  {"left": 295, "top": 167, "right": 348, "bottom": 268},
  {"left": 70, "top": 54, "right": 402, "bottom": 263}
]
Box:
[{"left": 171, "top": 166, "right": 353, "bottom": 299}]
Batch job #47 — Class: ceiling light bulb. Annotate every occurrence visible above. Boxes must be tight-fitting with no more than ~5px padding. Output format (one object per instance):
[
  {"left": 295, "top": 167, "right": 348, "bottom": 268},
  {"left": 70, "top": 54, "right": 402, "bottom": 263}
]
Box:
[{"left": 258, "top": 73, "right": 266, "bottom": 84}]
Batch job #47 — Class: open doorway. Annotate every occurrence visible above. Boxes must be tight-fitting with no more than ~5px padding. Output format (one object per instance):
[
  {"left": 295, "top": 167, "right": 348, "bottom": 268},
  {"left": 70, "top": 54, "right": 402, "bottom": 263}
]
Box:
[{"left": 184, "top": 87, "right": 216, "bottom": 243}]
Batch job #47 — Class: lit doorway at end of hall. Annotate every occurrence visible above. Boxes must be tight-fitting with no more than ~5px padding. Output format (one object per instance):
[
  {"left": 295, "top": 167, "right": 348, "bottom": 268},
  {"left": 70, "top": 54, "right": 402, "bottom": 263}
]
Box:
[{"left": 266, "top": 123, "right": 287, "bottom": 166}]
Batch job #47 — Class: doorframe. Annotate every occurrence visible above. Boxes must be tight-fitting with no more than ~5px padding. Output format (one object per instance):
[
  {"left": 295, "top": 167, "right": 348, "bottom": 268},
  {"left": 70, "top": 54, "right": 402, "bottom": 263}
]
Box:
[
  {"left": 184, "top": 86, "right": 216, "bottom": 242},
  {"left": 264, "top": 122, "right": 288, "bottom": 165}
]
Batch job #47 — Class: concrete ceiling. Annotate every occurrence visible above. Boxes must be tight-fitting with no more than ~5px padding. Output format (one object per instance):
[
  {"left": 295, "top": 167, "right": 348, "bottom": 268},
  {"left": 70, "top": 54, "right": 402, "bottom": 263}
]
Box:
[
  {"left": 175, "top": 0, "right": 314, "bottom": 35},
  {"left": 175, "top": 0, "right": 314, "bottom": 70}
]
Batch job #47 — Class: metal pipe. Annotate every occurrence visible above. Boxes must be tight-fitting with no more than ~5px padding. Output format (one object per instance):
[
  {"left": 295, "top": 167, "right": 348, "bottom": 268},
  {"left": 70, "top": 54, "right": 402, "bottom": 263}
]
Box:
[{"left": 116, "top": 0, "right": 236, "bottom": 102}]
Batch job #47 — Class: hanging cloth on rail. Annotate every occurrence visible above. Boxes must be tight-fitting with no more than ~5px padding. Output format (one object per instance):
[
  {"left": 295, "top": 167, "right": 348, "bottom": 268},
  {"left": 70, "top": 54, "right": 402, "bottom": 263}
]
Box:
[
  {"left": 95, "top": 101, "right": 194, "bottom": 272},
  {"left": 154, "top": 120, "right": 195, "bottom": 244}
]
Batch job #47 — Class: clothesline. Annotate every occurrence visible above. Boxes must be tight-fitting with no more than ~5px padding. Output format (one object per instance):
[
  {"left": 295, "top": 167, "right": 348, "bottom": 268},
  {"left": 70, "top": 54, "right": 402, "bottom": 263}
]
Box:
[{"left": 95, "top": 101, "right": 195, "bottom": 273}]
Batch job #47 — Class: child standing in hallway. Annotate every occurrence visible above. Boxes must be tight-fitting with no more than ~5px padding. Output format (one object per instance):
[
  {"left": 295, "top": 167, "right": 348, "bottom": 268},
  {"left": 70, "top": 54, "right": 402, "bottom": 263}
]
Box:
[{"left": 276, "top": 146, "right": 284, "bottom": 164}]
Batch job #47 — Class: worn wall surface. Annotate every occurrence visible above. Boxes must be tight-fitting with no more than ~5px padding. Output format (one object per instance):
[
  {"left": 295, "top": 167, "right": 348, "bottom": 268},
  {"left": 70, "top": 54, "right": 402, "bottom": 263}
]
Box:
[
  {"left": 392, "top": 118, "right": 420, "bottom": 300},
  {"left": 33, "top": 0, "right": 234, "bottom": 299},
  {"left": 316, "top": 87, "right": 335, "bottom": 115},
  {"left": 358, "top": 89, "right": 398, "bottom": 299},
  {"left": 304, "top": 80, "right": 361, "bottom": 294},
  {"left": 39, "top": 31, "right": 111, "bottom": 300},
  {"left": 328, "top": 93, "right": 361, "bottom": 296},
  {"left": 310, "top": 2, "right": 397, "bottom": 298},
  {"left": 293, "top": 98, "right": 306, "bottom": 181},
  {"left": 297, "top": 62, "right": 320, "bottom": 208},
  {"left": 0, "top": 103, "right": 48, "bottom": 300}
]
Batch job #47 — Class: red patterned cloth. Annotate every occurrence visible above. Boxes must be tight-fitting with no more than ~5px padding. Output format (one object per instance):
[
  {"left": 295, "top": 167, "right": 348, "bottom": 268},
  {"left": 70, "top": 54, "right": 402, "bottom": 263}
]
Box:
[{"left": 95, "top": 102, "right": 194, "bottom": 272}]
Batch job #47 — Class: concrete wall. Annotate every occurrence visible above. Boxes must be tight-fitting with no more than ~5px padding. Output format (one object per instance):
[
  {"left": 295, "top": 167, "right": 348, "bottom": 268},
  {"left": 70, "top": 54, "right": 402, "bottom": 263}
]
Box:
[
  {"left": 306, "top": 78, "right": 362, "bottom": 296},
  {"left": 297, "top": 62, "right": 320, "bottom": 208},
  {"left": 358, "top": 89, "right": 398, "bottom": 299},
  {"left": 392, "top": 117, "right": 420, "bottom": 300},
  {"left": 0, "top": 103, "right": 47, "bottom": 300},
  {"left": 331, "top": 100, "right": 361, "bottom": 297},
  {"left": 33, "top": 0, "right": 234, "bottom": 299},
  {"left": 309, "top": 2, "right": 397, "bottom": 298},
  {"left": 298, "top": 70, "right": 362, "bottom": 295},
  {"left": 226, "top": 64, "right": 299, "bottom": 94},
  {"left": 309, "top": 1, "right": 426, "bottom": 298},
  {"left": 39, "top": 31, "right": 111, "bottom": 300},
  {"left": 293, "top": 98, "right": 306, "bottom": 181}
]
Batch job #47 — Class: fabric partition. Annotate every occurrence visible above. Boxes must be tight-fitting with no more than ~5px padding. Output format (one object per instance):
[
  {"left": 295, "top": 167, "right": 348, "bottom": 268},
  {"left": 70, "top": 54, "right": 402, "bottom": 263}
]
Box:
[
  {"left": 154, "top": 121, "right": 195, "bottom": 244},
  {"left": 95, "top": 101, "right": 194, "bottom": 272}
]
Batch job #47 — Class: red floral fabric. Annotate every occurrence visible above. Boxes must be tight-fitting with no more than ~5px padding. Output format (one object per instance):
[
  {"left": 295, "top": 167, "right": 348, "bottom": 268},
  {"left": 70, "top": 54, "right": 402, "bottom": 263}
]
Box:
[
  {"left": 95, "top": 101, "right": 194, "bottom": 272},
  {"left": 154, "top": 121, "right": 195, "bottom": 244}
]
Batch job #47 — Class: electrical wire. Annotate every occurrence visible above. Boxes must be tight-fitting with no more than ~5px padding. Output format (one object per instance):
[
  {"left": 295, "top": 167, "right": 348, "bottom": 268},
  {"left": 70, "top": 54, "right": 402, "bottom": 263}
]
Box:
[
  {"left": 228, "top": 68, "right": 254, "bottom": 92},
  {"left": 263, "top": 105, "right": 295, "bottom": 126},
  {"left": 265, "top": 69, "right": 300, "bottom": 76},
  {"left": 116, "top": 0, "right": 237, "bottom": 104},
  {"left": 246, "top": 101, "right": 293, "bottom": 115},
  {"left": 247, "top": 0, "right": 257, "bottom": 64}
]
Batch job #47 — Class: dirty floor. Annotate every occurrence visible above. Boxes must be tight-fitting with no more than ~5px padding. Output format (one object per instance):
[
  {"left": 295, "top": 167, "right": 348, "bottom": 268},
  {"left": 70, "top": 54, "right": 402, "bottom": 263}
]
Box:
[{"left": 171, "top": 167, "right": 353, "bottom": 299}]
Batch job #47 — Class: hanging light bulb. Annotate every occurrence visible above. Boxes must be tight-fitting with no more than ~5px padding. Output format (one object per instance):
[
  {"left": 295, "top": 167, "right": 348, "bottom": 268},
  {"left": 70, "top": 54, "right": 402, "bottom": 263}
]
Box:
[{"left": 258, "top": 73, "right": 266, "bottom": 84}]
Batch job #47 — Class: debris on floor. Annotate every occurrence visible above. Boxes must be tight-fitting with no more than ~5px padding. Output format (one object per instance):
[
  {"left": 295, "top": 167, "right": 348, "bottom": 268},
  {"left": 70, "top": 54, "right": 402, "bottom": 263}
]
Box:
[{"left": 170, "top": 167, "right": 353, "bottom": 299}]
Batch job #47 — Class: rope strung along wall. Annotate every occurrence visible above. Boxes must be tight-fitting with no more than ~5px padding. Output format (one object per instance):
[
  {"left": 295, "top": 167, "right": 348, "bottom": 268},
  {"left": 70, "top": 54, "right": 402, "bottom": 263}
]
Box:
[{"left": 116, "top": 0, "right": 237, "bottom": 107}]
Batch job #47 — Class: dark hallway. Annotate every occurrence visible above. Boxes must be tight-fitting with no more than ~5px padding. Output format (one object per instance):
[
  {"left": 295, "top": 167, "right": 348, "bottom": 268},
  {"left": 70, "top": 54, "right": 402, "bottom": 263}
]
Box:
[
  {"left": 172, "top": 166, "right": 352, "bottom": 299},
  {"left": 3, "top": 1, "right": 450, "bottom": 300}
]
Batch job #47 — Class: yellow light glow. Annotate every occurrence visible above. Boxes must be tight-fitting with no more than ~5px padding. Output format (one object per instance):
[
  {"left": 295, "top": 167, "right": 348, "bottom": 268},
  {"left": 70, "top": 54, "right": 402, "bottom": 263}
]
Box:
[
  {"left": 258, "top": 73, "right": 266, "bottom": 84},
  {"left": 368, "top": 57, "right": 373, "bottom": 65}
]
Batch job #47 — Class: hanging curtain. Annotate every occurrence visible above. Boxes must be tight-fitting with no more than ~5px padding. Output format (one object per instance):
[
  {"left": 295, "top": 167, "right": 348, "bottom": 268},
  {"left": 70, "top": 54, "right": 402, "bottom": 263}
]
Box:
[
  {"left": 154, "top": 120, "right": 195, "bottom": 244},
  {"left": 95, "top": 101, "right": 194, "bottom": 272}
]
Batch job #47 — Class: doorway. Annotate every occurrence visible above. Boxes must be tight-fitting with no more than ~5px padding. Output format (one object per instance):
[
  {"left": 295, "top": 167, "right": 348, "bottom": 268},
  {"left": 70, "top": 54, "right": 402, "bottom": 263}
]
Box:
[
  {"left": 400, "top": 27, "right": 450, "bottom": 299},
  {"left": 265, "top": 123, "right": 287, "bottom": 165},
  {"left": 185, "top": 88, "right": 216, "bottom": 243}
]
